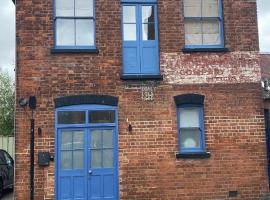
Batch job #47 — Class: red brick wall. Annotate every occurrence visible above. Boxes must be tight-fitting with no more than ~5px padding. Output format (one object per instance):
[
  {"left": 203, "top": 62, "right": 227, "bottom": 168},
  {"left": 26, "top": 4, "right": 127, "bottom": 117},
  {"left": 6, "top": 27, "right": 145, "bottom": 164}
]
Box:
[{"left": 16, "top": 0, "right": 268, "bottom": 199}]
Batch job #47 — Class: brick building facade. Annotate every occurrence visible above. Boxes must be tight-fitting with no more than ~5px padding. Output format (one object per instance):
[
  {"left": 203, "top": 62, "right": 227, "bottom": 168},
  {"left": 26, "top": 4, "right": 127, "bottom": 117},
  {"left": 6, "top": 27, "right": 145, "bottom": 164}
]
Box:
[{"left": 16, "top": 0, "right": 269, "bottom": 199}]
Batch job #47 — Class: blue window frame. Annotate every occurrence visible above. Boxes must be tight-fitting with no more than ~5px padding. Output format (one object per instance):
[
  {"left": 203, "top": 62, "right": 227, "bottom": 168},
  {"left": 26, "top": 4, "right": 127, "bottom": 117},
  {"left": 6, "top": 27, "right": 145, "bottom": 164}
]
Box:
[
  {"left": 177, "top": 105, "right": 206, "bottom": 153},
  {"left": 183, "top": 0, "right": 224, "bottom": 49},
  {"left": 121, "top": 0, "right": 160, "bottom": 76},
  {"left": 54, "top": 0, "right": 96, "bottom": 49}
]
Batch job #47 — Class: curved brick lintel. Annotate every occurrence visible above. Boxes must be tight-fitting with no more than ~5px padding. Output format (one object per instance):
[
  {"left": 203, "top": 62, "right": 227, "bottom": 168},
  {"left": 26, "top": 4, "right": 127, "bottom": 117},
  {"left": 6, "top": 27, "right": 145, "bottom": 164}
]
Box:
[{"left": 54, "top": 94, "right": 118, "bottom": 108}]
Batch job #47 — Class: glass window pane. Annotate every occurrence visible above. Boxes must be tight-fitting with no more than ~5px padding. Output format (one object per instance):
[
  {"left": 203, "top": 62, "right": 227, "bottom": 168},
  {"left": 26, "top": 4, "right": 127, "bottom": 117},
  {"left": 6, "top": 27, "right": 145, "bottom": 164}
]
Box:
[
  {"left": 185, "top": 21, "right": 202, "bottom": 45},
  {"left": 180, "top": 128, "right": 200, "bottom": 148},
  {"left": 142, "top": 6, "right": 155, "bottom": 23},
  {"left": 61, "top": 151, "right": 72, "bottom": 169},
  {"left": 73, "top": 150, "right": 84, "bottom": 169},
  {"left": 75, "top": 0, "right": 93, "bottom": 17},
  {"left": 202, "top": 20, "right": 219, "bottom": 34},
  {"left": 202, "top": 0, "right": 218, "bottom": 17},
  {"left": 142, "top": 23, "right": 155, "bottom": 40},
  {"left": 203, "top": 34, "right": 220, "bottom": 45},
  {"left": 179, "top": 108, "right": 200, "bottom": 127},
  {"left": 185, "top": 21, "right": 202, "bottom": 34},
  {"left": 73, "top": 131, "right": 84, "bottom": 149},
  {"left": 56, "top": 19, "right": 75, "bottom": 46},
  {"left": 61, "top": 131, "right": 73, "bottom": 150},
  {"left": 89, "top": 111, "right": 115, "bottom": 123},
  {"left": 185, "top": 34, "right": 202, "bottom": 45},
  {"left": 123, "top": 6, "right": 136, "bottom": 23},
  {"left": 103, "top": 130, "right": 113, "bottom": 148},
  {"left": 56, "top": 0, "right": 74, "bottom": 16},
  {"left": 58, "top": 111, "right": 85, "bottom": 124},
  {"left": 103, "top": 149, "right": 113, "bottom": 168},
  {"left": 202, "top": 20, "right": 220, "bottom": 45},
  {"left": 91, "top": 150, "right": 102, "bottom": 168},
  {"left": 91, "top": 130, "right": 102, "bottom": 148},
  {"left": 123, "top": 24, "right": 136, "bottom": 41},
  {"left": 76, "top": 19, "right": 94, "bottom": 46},
  {"left": 184, "top": 0, "right": 201, "bottom": 17}
]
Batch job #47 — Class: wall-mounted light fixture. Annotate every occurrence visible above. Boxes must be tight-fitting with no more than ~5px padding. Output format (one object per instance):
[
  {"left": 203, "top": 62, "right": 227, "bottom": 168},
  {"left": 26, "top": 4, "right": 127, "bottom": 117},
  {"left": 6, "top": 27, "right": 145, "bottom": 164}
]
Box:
[{"left": 18, "top": 98, "right": 28, "bottom": 107}]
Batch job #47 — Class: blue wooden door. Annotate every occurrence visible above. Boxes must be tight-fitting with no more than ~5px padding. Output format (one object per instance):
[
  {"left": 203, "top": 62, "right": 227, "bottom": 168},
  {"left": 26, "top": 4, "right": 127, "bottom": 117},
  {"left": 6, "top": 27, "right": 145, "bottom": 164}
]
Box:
[
  {"left": 122, "top": 4, "right": 159, "bottom": 75},
  {"left": 57, "top": 128, "right": 118, "bottom": 200},
  {"left": 88, "top": 128, "right": 116, "bottom": 200},
  {"left": 57, "top": 129, "right": 87, "bottom": 200},
  {"left": 122, "top": 5, "right": 140, "bottom": 74},
  {"left": 140, "top": 5, "right": 159, "bottom": 74}
]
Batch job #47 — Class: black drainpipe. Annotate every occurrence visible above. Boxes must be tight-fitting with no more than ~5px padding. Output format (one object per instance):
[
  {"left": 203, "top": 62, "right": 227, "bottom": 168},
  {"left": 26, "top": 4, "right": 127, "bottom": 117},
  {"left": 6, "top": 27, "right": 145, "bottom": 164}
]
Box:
[
  {"left": 30, "top": 116, "right": 35, "bottom": 200},
  {"left": 29, "top": 96, "right": 36, "bottom": 200}
]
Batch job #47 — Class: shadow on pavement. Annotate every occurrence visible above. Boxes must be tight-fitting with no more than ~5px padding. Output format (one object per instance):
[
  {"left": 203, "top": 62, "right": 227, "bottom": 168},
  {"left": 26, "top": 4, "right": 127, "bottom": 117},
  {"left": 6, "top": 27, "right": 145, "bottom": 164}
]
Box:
[{"left": 1, "top": 189, "right": 14, "bottom": 200}]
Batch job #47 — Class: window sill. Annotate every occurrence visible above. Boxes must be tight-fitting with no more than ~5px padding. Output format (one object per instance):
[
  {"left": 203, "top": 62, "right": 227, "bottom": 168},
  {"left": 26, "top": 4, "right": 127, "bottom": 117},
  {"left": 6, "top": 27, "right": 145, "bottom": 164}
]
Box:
[
  {"left": 120, "top": 74, "right": 163, "bottom": 80},
  {"left": 176, "top": 152, "right": 211, "bottom": 159},
  {"left": 51, "top": 48, "right": 99, "bottom": 54},
  {"left": 182, "top": 48, "right": 229, "bottom": 53}
]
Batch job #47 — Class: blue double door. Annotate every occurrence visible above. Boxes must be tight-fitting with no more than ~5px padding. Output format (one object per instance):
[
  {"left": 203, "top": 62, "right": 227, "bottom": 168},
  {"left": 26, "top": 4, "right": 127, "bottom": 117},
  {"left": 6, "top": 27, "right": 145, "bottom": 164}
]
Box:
[{"left": 57, "top": 128, "right": 118, "bottom": 200}]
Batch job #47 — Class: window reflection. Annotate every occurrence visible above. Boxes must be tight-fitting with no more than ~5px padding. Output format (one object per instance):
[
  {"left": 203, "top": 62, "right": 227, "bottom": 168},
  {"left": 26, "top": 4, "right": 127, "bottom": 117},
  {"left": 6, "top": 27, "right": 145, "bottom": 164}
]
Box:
[
  {"left": 89, "top": 110, "right": 115, "bottom": 123},
  {"left": 90, "top": 129, "right": 114, "bottom": 168},
  {"left": 142, "top": 6, "right": 155, "bottom": 40},
  {"left": 60, "top": 130, "right": 85, "bottom": 170},
  {"left": 123, "top": 6, "right": 137, "bottom": 41},
  {"left": 123, "top": 24, "right": 137, "bottom": 41},
  {"left": 123, "top": 6, "right": 136, "bottom": 23},
  {"left": 142, "top": 6, "right": 155, "bottom": 23},
  {"left": 76, "top": 19, "right": 94, "bottom": 46},
  {"left": 58, "top": 111, "right": 85, "bottom": 124},
  {"left": 142, "top": 23, "right": 155, "bottom": 40}
]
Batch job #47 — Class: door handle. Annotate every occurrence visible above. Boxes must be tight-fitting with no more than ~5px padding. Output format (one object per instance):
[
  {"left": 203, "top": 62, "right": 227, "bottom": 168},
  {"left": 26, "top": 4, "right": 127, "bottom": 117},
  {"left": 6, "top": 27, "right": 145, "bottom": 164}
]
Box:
[{"left": 88, "top": 170, "right": 92, "bottom": 175}]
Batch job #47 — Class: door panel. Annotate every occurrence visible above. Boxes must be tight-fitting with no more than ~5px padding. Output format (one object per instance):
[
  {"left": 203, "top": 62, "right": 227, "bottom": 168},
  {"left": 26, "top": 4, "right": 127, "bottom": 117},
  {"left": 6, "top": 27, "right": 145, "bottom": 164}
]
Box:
[
  {"left": 59, "top": 177, "right": 71, "bottom": 199},
  {"left": 141, "top": 45, "right": 158, "bottom": 74},
  {"left": 58, "top": 129, "right": 87, "bottom": 200},
  {"left": 140, "top": 5, "right": 159, "bottom": 74},
  {"left": 122, "top": 5, "right": 140, "bottom": 74},
  {"left": 88, "top": 129, "right": 116, "bottom": 200},
  {"left": 123, "top": 45, "right": 140, "bottom": 74},
  {"left": 104, "top": 175, "right": 114, "bottom": 197}
]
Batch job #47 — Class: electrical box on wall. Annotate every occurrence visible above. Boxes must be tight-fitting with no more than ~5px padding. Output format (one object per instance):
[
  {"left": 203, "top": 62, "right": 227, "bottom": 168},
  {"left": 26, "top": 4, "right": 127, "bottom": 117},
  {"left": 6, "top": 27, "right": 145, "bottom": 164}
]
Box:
[{"left": 38, "top": 152, "right": 51, "bottom": 166}]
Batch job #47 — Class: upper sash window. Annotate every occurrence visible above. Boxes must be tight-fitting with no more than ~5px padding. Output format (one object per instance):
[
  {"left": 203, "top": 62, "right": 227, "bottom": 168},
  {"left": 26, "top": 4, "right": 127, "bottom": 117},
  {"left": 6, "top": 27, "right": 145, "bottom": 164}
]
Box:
[
  {"left": 183, "top": 0, "right": 224, "bottom": 48},
  {"left": 54, "top": 0, "right": 95, "bottom": 48}
]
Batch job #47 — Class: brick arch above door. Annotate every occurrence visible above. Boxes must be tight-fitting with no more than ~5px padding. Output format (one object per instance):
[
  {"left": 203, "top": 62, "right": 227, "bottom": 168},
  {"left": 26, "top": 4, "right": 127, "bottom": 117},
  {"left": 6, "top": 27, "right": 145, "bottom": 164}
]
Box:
[{"left": 54, "top": 94, "right": 119, "bottom": 108}]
